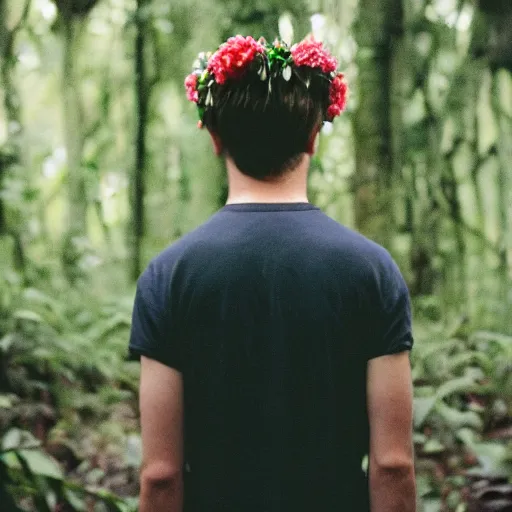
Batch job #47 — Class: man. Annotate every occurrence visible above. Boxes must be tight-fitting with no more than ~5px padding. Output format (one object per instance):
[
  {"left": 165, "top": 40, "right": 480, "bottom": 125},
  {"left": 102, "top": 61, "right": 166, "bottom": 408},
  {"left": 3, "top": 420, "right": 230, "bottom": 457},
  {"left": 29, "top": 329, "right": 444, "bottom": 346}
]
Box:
[{"left": 129, "top": 35, "right": 416, "bottom": 512}]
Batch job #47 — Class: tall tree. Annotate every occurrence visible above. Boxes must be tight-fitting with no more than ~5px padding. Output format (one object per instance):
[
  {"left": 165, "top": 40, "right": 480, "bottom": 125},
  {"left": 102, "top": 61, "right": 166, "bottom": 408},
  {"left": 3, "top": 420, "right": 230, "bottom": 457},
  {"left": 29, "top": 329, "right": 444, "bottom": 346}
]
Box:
[
  {"left": 353, "top": 0, "right": 402, "bottom": 247},
  {"left": 0, "top": 0, "right": 31, "bottom": 272},
  {"left": 129, "top": 0, "right": 151, "bottom": 281},
  {"left": 52, "top": 0, "right": 100, "bottom": 270},
  {"left": 0, "top": 0, "right": 12, "bottom": 236},
  {"left": 405, "top": 5, "right": 453, "bottom": 299},
  {"left": 476, "top": 0, "right": 512, "bottom": 327}
]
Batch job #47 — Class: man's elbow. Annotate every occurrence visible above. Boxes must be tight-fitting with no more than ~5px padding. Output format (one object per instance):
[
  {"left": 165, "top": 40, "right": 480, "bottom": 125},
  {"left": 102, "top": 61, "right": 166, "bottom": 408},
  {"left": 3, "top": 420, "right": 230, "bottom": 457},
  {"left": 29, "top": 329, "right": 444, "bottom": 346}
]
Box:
[
  {"left": 371, "top": 454, "right": 415, "bottom": 476},
  {"left": 369, "top": 455, "right": 416, "bottom": 512},
  {"left": 141, "top": 462, "right": 183, "bottom": 490}
]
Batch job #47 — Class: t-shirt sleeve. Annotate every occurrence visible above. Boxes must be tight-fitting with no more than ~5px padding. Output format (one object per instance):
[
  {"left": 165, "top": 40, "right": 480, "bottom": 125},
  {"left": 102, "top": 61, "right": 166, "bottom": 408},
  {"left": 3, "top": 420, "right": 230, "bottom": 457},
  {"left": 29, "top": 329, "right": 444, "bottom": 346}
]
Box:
[
  {"left": 128, "top": 262, "right": 183, "bottom": 371},
  {"left": 366, "top": 252, "right": 414, "bottom": 360}
]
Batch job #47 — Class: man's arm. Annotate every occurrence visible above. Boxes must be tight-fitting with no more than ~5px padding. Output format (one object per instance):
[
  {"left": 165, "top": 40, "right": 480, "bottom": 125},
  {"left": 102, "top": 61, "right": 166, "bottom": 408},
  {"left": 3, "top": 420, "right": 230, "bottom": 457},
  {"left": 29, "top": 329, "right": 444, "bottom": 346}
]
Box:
[
  {"left": 367, "top": 352, "right": 416, "bottom": 512},
  {"left": 139, "top": 356, "right": 184, "bottom": 512}
]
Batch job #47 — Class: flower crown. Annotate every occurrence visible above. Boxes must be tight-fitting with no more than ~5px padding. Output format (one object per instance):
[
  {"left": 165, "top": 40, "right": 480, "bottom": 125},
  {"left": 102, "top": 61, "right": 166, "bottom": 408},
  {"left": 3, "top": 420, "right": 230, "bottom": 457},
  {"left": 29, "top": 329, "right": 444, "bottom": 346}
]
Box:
[{"left": 185, "top": 35, "right": 349, "bottom": 128}]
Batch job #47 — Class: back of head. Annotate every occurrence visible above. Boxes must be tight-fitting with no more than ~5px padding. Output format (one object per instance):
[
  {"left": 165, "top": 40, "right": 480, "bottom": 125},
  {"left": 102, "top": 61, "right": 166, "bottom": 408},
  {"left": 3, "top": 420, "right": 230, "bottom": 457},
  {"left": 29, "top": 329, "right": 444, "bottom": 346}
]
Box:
[{"left": 184, "top": 36, "right": 348, "bottom": 180}]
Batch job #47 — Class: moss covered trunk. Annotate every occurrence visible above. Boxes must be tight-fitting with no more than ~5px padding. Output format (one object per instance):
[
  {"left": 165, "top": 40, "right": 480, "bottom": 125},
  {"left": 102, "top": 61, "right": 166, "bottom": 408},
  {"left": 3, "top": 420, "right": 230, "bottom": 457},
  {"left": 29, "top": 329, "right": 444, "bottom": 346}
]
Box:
[
  {"left": 129, "top": 0, "right": 150, "bottom": 281},
  {"left": 62, "top": 15, "right": 87, "bottom": 238},
  {"left": 0, "top": 0, "right": 30, "bottom": 272},
  {"left": 353, "top": 0, "right": 401, "bottom": 247}
]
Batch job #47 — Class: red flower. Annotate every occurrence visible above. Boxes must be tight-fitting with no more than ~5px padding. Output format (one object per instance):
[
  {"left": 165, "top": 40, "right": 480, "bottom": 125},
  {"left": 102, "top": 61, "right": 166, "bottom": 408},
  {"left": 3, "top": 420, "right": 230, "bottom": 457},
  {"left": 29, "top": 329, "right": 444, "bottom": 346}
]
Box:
[
  {"left": 290, "top": 38, "right": 338, "bottom": 74},
  {"left": 327, "top": 73, "right": 349, "bottom": 120},
  {"left": 207, "top": 35, "right": 265, "bottom": 85},
  {"left": 185, "top": 73, "right": 199, "bottom": 103}
]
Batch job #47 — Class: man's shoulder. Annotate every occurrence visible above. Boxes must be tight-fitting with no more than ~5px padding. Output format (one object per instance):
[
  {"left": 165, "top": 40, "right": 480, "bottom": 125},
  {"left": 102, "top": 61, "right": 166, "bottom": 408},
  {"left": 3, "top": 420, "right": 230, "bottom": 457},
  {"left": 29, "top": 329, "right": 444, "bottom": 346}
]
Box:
[
  {"left": 317, "top": 213, "right": 395, "bottom": 270},
  {"left": 140, "top": 212, "right": 225, "bottom": 282},
  {"left": 141, "top": 209, "right": 401, "bottom": 287}
]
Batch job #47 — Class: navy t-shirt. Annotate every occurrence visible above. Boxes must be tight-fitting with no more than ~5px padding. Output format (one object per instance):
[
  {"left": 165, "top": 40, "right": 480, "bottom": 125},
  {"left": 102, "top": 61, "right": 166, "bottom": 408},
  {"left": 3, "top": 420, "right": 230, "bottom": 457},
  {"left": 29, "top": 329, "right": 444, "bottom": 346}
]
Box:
[{"left": 129, "top": 202, "right": 413, "bottom": 512}]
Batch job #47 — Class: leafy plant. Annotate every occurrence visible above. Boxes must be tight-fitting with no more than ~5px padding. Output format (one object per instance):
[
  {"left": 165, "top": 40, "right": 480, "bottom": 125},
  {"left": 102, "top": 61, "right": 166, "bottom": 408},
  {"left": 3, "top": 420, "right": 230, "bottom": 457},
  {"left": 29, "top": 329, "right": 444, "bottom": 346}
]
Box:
[
  {"left": 0, "top": 427, "right": 138, "bottom": 512},
  {"left": 412, "top": 325, "right": 512, "bottom": 510},
  {"left": 0, "top": 270, "right": 140, "bottom": 510}
]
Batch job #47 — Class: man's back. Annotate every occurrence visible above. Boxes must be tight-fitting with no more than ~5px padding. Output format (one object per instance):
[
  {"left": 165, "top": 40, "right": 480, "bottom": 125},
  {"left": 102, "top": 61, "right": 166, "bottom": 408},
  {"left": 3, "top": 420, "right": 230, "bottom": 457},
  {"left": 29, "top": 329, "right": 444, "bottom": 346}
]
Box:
[{"left": 130, "top": 202, "right": 413, "bottom": 512}]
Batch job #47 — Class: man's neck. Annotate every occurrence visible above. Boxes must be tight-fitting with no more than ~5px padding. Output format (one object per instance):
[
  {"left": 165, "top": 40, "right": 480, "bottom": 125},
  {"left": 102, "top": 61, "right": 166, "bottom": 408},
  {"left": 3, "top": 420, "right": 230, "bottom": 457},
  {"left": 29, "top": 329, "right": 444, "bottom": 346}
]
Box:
[{"left": 225, "top": 156, "right": 309, "bottom": 205}]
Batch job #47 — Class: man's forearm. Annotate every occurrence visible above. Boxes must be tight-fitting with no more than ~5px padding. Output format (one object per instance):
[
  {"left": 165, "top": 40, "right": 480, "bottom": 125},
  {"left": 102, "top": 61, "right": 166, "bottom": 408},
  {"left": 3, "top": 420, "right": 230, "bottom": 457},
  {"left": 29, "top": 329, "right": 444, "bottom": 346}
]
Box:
[
  {"left": 139, "top": 473, "right": 183, "bottom": 512},
  {"left": 369, "top": 464, "right": 416, "bottom": 512}
]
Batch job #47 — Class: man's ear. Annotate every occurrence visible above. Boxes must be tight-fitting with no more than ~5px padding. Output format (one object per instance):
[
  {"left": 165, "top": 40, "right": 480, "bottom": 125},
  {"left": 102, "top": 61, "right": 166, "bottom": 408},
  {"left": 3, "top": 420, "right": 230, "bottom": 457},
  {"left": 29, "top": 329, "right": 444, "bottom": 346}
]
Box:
[
  {"left": 306, "top": 127, "right": 321, "bottom": 155},
  {"left": 208, "top": 130, "right": 223, "bottom": 156}
]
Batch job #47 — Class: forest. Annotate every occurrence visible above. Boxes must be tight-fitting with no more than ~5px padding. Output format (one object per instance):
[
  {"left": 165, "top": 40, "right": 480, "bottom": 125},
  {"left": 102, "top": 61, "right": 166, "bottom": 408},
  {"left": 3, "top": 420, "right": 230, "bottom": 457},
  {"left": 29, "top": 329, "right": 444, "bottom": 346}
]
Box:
[{"left": 0, "top": 0, "right": 511, "bottom": 510}]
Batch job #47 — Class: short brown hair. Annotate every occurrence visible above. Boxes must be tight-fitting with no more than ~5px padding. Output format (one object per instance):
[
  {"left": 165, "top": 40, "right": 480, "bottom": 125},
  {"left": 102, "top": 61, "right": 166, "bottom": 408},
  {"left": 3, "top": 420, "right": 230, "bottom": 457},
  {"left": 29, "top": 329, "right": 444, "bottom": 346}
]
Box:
[{"left": 203, "top": 69, "right": 329, "bottom": 180}]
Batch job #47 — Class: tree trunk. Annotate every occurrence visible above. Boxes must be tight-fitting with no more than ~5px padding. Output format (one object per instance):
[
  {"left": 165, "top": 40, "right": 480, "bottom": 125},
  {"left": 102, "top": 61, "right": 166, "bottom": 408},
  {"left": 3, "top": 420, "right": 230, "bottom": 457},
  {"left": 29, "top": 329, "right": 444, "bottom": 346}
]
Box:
[
  {"left": 491, "top": 70, "right": 512, "bottom": 330},
  {"left": 129, "top": 0, "right": 150, "bottom": 281},
  {"left": 353, "top": 0, "right": 401, "bottom": 247},
  {"left": 0, "top": 0, "right": 30, "bottom": 272},
  {"left": 61, "top": 14, "right": 87, "bottom": 238},
  {"left": 56, "top": 3, "right": 100, "bottom": 282},
  {"left": 0, "top": 0, "right": 10, "bottom": 236}
]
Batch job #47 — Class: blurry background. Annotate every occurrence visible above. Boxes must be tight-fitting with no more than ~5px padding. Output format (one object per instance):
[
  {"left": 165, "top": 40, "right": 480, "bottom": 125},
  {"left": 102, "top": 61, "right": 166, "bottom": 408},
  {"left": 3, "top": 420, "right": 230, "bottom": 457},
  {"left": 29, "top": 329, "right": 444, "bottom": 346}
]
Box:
[{"left": 0, "top": 0, "right": 511, "bottom": 510}]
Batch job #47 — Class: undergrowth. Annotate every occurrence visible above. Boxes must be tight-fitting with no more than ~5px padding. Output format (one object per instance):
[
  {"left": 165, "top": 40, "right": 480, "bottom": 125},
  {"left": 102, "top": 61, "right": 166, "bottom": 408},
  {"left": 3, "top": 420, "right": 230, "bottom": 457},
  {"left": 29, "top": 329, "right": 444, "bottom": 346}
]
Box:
[
  {"left": 0, "top": 268, "right": 511, "bottom": 511},
  {"left": 0, "top": 267, "right": 139, "bottom": 511},
  {"left": 412, "top": 306, "right": 512, "bottom": 511}
]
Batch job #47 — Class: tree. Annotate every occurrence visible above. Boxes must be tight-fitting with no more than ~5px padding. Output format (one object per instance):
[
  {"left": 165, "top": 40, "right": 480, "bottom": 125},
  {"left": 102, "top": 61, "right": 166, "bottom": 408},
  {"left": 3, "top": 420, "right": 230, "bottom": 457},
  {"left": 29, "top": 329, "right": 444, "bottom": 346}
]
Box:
[
  {"left": 0, "top": 0, "right": 31, "bottom": 272},
  {"left": 129, "top": 0, "right": 150, "bottom": 281},
  {"left": 475, "top": 0, "right": 512, "bottom": 329},
  {"left": 353, "top": 0, "right": 403, "bottom": 247},
  {"left": 52, "top": 0, "right": 101, "bottom": 273}
]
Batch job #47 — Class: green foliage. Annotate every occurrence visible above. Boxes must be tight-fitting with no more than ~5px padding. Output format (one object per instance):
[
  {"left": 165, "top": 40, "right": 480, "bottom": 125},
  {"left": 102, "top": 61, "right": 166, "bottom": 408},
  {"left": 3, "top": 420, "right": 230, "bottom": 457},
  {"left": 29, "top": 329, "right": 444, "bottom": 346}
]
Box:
[
  {"left": 0, "top": 431, "right": 137, "bottom": 511},
  {"left": 412, "top": 324, "right": 512, "bottom": 510},
  {"left": 0, "top": 268, "right": 139, "bottom": 510}
]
